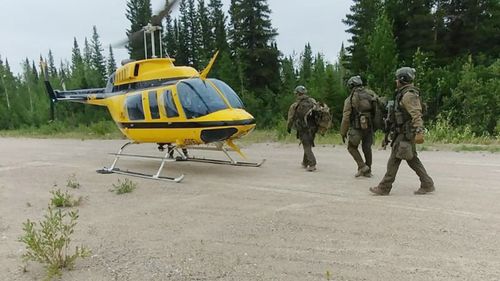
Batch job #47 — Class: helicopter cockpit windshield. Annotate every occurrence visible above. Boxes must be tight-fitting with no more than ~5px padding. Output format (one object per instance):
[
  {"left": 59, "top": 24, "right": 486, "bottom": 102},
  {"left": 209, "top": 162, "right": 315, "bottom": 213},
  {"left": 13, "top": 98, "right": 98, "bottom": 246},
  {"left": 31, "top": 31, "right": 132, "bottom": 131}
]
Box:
[
  {"left": 177, "top": 78, "right": 235, "bottom": 119},
  {"left": 208, "top": 79, "right": 244, "bottom": 109}
]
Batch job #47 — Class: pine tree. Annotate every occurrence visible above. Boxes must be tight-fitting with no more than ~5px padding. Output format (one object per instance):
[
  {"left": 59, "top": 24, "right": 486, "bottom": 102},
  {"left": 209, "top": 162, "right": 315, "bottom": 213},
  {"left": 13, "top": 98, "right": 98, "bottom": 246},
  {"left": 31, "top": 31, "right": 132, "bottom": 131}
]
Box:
[
  {"left": 107, "top": 45, "right": 117, "bottom": 76},
  {"left": 31, "top": 61, "right": 39, "bottom": 82},
  {"left": 207, "top": 0, "right": 230, "bottom": 78},
  {"left": 278, "top": 55, "right": 297, "bottom": 119},
  {"left": 208, "top": 0, "right": 229, "bottom": 51},
  {"left": 177, "top": 0, "right": 191, "bottom": 65},
  {"left": 337, "top": 43, "right": 348, "bottom": 83},
  {"left": 343, "top": 0, "right": 382, "bottom": 73},
  {"left": 385, "top": 0, "right": 434, "bottom": 64},
  {"left": 70, "top": 38, "right": 88, "bottom": 89},
  {"left": 186, "top": 0, "right": 200, "bottom": 68},
  {"left": 311, "top": 53, "right": 327, "bottom": 101},
  {"left": 366, "top": 10, "right": 398, "bottom": 96},
  {"left": 47, "top": 50, "right": 58, "bottom": 77},
  {"left": 126, "top": 0, "right": 153, "bottom": 60},
  {"left": 441, "top": 0, "right": 500, "bottom": 61},
  {"left": 90, "top": 26, "right": 107, "bottom": 86},
  {"left": 163, "top": 3, "right": 178, "bottom": 58},
  {"left": 0, "top": 57, "right": 12, "bottom": 111},
  {"left": 83, "top": 38, "right": 92, "bottom": 67},
  {"left": 228, "top": 0, "right": 280, "bottom": 126},
  {"left": 299, "top": 43, "right": 313, "bottom": 86},
  {"left": 197, "top": 0, "right": 213, "bottom": 66},
  {"left": 229, "top": 0, "right": 280, "bottom": 92}
]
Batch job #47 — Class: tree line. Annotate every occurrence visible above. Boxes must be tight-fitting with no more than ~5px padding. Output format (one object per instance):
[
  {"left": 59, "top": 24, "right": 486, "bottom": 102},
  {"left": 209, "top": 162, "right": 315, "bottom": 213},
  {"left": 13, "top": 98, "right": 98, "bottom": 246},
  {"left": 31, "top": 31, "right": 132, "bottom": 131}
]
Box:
[
  {"left": 344, "top": 0, "right": 500, "bottom": 135},
  {"left": 0, "top": 0, "right": 498, "bottom": 136}
]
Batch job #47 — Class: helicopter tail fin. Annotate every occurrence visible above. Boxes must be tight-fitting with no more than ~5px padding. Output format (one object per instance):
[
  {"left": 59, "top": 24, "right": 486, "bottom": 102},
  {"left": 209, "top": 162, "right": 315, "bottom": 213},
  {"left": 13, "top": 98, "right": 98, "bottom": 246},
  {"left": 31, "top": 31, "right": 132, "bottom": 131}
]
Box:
[
  {"left": 40, "top": 60, "right": 57, "bottom": 102},
  {"left": 43, "top": 80, "right": 58, "bottom": 103},
  {"left": 200, "top": 50, "right": 219, "bottom": 80},
  {"left": 39, "top": 60, "right": 57, "bottom": 120}
]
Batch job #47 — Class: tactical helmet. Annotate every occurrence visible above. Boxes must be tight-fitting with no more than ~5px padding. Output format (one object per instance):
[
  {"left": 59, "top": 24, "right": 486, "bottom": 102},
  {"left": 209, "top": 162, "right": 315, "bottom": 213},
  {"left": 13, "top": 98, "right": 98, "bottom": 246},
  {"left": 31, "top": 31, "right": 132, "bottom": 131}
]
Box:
[
  {"left": 294, "top": 85, "right": 307, "bottom": 95},
  {"left": 347, "top": 75, "right": 363, "bottom": 88},
  {"left": 396, "top": 67, "right": 416, "bottom": 83}
]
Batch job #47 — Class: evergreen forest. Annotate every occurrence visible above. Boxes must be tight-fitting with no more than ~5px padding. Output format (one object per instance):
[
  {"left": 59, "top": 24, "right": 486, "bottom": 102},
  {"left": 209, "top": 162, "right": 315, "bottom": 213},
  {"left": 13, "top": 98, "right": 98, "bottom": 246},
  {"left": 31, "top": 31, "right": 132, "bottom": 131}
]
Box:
[{"left": 0, "top": 0, "right": 499, "bottom": 137}]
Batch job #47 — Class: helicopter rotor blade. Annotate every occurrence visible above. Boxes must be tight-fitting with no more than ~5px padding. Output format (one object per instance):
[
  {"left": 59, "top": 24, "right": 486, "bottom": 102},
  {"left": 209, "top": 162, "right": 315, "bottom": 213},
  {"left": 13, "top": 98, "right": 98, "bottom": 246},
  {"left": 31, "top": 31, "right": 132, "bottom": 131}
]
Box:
[
  {"left": 112, "top": 0, "right": 179, "bottom": 48},
  {"left": 151, "top": 0, "right": 179, "bottom": 26}
]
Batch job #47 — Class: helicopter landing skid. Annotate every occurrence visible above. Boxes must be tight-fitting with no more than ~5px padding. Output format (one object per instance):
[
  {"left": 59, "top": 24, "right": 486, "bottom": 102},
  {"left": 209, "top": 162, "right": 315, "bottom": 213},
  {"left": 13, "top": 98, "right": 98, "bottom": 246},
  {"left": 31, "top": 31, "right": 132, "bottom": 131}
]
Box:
[
  {"left": 97, "top": 142, "right": 184, "bottom": 183},
  {"left": 172, "top": 145, "right": 265, "bottom": 167}
]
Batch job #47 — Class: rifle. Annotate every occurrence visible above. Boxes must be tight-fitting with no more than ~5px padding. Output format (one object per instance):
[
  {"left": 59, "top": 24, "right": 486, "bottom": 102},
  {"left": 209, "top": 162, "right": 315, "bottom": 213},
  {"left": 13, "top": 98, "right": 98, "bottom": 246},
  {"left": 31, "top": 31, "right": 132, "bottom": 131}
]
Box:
[{"left": 382, "top": 100, "right": 394, "bottom": 150}]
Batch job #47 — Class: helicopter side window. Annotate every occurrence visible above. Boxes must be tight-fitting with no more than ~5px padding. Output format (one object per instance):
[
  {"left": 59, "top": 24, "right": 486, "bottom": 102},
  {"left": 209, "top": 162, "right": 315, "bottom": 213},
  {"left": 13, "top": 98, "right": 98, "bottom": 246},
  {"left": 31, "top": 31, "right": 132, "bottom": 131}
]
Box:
[
  {"left": 148, "top": 91, "right": 160, "bottom": 119},
  {"left": 177, "top": 79, "right": 228, "bottom": 119},
  {"left": 163, "top": 90, "right": 179, "bottom": 118},
  {"left": 208, "top": 79, "right": 244, "bottom": 109},
  {"left": 126, "top": 94, "right": 145, "bottom": 120}
]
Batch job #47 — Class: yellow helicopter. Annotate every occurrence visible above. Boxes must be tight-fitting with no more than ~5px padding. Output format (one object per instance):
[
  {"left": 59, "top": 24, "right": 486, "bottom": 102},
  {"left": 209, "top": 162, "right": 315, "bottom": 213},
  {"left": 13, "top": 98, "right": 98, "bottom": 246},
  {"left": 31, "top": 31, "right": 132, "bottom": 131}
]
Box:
[{"left": 41, "top": 0, "right": 263, "bottom": 182}]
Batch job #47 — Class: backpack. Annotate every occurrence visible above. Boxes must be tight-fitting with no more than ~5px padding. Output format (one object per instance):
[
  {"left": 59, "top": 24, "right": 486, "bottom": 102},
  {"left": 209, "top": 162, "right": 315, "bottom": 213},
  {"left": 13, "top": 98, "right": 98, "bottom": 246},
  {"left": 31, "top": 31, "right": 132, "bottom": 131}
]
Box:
[
  {"left": 371, "top": 96, "right": 387, "bottom": 132},
  {"left": 294, "top": 97, "right": 317, "bottom": 130},
  {"left": 350, "top": 88, "right": 386, "bottom": 132},
  {"left": 294, "top": 97, "right": 332, "bottom": 134},
  {"left": 312, "top": 102, "right": 332, "bottom": 135}
]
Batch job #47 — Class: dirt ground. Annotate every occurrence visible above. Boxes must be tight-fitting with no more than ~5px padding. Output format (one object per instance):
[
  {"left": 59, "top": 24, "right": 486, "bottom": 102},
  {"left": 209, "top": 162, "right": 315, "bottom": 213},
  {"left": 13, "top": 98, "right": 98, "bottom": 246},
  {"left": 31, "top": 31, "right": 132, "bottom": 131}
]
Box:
[{"left": 1, "top": 137, "right": 499, "bottom": 281}]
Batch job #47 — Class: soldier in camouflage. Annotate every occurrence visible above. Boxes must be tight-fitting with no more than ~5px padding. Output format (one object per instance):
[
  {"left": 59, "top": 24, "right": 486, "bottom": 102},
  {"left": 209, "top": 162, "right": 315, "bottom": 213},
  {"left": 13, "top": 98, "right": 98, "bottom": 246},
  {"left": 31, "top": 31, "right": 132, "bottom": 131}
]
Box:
[
  {"left": 340, "top": 76, "right": 377, "bottom": 177},
  {"left": 287, "top": 85, "right": 318, "bottom": 172},
  {"left": 370, "top": 67, "right": 435, "bottom": 195}
]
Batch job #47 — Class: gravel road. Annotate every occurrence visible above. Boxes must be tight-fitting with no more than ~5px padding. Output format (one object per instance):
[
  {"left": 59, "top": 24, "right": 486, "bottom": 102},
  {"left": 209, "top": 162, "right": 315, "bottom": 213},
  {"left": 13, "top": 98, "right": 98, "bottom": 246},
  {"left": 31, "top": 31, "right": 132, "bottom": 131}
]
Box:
[{"left": 1, "top": 138, "right": 499, "bottom": 281}]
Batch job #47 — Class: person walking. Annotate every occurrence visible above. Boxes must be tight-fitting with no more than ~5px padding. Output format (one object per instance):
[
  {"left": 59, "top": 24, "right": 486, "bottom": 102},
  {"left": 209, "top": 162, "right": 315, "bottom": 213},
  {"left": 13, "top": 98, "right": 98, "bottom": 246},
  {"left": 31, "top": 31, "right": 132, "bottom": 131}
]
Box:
[
  {"left": 340, "top": 75, "right": 377, "bottom": 177},
  {"left": 287, "top": 85, "right": 318, "bottom": 172},
  {"left": 370, "top": 67, "right": 435, "bottom": 195}
]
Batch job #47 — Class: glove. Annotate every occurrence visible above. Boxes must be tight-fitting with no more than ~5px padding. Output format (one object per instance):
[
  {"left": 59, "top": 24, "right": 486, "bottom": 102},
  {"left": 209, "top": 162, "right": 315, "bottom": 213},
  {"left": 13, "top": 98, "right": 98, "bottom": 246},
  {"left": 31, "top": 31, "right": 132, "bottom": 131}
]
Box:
[
  {"left": 414, "top": 128, "right": 424, "bottom": 144},
  {"left": 287, "top": 127, "right": 291, "bottom": 134}
]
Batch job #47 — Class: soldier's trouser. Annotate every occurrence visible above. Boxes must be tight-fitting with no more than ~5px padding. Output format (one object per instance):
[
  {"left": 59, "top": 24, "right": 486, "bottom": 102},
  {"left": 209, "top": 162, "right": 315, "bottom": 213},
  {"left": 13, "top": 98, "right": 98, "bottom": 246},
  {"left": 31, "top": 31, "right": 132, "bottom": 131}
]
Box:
[
  {"left": 378, "top": 136, "right": 434, "bottom": 192},
  {"left": 347, "top": 129, "right": 373, "bottom": 170},
  {"left": 299, "top": 130, "right": 316, "bottom": 167}
]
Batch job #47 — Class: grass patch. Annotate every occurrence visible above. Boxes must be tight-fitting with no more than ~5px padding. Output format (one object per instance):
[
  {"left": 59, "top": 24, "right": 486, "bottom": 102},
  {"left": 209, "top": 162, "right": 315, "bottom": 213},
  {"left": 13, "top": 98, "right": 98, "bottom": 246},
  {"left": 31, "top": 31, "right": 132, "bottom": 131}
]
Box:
[
  {"left": 426, "top": 115, "right": 498, "bottom": 145},
  {"left": 0, "top": 120, "right": 123, "bottom": 139},
  {"left": 19, "top": 205, "right": 90, "bottom": 280},
  {"left": 452, "top": 144, "right": 500, "bottom": 153},
  {"left": 50, "top": 189, "right": 82, "bottom": 208},
  {"left": 109, "top": 178, "right": 137, "bottom": 195},
  {"left": 66, "top": 174, "right": 81, "bottom": 189}
]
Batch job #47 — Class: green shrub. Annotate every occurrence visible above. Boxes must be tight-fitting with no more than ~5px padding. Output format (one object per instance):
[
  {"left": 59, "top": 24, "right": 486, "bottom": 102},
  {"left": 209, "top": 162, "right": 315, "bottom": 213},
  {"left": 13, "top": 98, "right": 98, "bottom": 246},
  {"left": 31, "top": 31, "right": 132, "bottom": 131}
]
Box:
[
  {"left": 88, "top": 120, "right": 118, "bottom": 136},
  {"left": 18, "top": 206, "right": 90, "bottom": 280},
  {"left": 50, "top": 189, "right": 81, "bottom": 208},
  {"left": 109, "top": 178, "right": 137, "bottom": 195},
  {"left": 427, "top": 114, "right": 495, "bottom": 144},
  {"left": 66, "top": 174, "right": 80, "bottom": 189}
]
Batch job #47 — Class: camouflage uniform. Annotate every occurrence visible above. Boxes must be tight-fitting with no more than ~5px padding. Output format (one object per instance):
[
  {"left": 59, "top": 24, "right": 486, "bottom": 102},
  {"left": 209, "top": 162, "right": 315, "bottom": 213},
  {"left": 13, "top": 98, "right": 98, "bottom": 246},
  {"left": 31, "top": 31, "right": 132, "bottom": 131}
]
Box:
[
  {"left": 371, "top": 82, "right": 435, "bottom": 195},
  {"left": 287, "top": 94, "right": 318, "bottom": 170},
  {"left": 340, "top": 86, "right": 377, "bottom": 177}
]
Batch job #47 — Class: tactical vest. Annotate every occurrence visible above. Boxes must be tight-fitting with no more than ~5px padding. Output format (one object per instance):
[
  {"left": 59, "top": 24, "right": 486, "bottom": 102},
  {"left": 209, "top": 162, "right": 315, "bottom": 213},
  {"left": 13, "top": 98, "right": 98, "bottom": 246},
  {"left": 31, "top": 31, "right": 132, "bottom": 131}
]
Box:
[
  {"left": 392, "top": 85, "right": 420, "bottom": 134},
  {"left": 349, "top": 87, "right": 374, "bottom": 130}
]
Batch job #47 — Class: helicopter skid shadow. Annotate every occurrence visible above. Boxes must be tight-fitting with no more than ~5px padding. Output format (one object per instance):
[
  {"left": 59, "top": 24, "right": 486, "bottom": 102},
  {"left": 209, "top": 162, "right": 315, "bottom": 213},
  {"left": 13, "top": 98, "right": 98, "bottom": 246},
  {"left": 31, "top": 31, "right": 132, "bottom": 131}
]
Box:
[{"left": 174, "top": 157, "right": 266, "bottom": 167}]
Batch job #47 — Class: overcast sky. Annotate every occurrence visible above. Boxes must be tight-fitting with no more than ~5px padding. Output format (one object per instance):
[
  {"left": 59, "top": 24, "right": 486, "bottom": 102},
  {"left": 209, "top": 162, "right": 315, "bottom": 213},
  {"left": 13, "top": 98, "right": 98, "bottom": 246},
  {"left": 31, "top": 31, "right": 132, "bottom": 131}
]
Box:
[{"left": 0, "top": 0, "right": 353, "bottom": 75}]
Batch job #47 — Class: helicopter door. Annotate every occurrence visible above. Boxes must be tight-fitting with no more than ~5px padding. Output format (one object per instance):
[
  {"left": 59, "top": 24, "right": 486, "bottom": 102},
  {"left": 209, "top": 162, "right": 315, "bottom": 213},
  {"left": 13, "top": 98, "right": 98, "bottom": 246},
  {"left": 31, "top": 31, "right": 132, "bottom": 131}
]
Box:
[
  {"left": 147, "top": 91, "right": 161, "bottom": 120},
  {"left": 125, "top": 93, "right": 145, "bottom": 121},
  {"left": 161, "top": 89, "right": 180, "bottom": 119}
]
